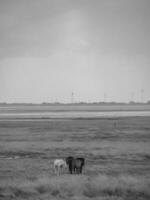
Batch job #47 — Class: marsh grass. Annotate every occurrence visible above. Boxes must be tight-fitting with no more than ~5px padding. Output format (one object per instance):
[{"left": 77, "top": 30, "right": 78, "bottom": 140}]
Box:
[{"left": 0, "top": 174, "right": 150, "bottom": 200}]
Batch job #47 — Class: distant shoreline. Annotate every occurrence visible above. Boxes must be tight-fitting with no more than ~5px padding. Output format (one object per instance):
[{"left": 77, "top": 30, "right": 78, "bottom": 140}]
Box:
[
  {"left": 0, "top": 102, "right": 150, "bottom": 106},
  {"left": 0, "top": 110, "right": 150, "bottom": 119}
]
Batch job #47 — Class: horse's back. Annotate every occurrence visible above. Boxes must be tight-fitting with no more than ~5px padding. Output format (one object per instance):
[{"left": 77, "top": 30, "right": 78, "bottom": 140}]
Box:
[{"left": 54, "top": 159, "right": 66, "bottom": 166}]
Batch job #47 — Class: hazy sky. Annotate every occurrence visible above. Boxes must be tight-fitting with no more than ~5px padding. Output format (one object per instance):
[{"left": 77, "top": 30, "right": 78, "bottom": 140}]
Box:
[{"left": 0, "top": 0, "right": 150, "bottom": 103}]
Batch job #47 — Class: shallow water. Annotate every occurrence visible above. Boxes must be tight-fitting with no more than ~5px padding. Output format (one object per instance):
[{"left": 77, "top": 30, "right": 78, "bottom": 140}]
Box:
[{"left": 0, "top": 110, "right": 150, "bottom": 119}]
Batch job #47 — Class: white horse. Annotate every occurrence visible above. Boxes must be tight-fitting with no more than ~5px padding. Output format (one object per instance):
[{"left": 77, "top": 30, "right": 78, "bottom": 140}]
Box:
[{"left": 53, "top": 159, "right": 67, "bottom": 175}]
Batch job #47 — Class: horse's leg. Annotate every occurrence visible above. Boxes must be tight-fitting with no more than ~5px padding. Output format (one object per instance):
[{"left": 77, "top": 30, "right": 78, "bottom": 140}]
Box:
[
  {"left": 70, "top": 167, "right": 72, "bottom": 174},
  {"left": 69, "top": 165, "right": 72, "bottom": 174},
  {"left": 58, "top": 167, "right": 59, "bottom": 175},
  {"left": 60, "top": 165, "right": 63, "bottom": 174},
  {"left": 74, "top": 166, "right": 76, "bottom": 174},
  {"left": 60, "top": 165, "right": 64, "bottom": 175},
  {"left": 57, "top": 167, "right": 59, "bottom": 175},
  {"left": 80, "top": 166, "right": 82, "bottom": 174},
  {"left": 59, "top": 166, "right": 61, "bottom": 175}
]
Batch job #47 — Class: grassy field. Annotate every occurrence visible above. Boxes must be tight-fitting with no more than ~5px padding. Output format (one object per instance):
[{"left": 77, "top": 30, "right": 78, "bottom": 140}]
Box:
[{"left": 0, "top": 115, "right": 150, "bottom": 199}]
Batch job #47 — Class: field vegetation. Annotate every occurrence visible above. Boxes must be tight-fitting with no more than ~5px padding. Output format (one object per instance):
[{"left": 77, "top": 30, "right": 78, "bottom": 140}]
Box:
[{"left": 0, "top": 113, "right": 150, "bottom": 199}]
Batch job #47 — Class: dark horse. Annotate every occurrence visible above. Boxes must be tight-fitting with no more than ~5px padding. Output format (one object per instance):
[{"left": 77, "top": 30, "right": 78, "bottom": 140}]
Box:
[{"left": 66, "top": 156, "right": 85, "bottom": 174}]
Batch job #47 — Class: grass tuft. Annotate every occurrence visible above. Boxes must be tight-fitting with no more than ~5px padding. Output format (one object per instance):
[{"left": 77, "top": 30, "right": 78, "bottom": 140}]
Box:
[{"left": 1, "top": 174, "right": 150, "bottom": 199}]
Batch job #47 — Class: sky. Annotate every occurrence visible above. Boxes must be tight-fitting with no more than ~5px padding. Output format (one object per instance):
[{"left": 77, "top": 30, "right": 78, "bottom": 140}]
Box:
[{"left": 0, "top": 0, "right": 150, "bottom": 103}]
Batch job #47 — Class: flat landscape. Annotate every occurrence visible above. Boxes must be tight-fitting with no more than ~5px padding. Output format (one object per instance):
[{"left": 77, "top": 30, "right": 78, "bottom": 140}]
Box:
[{"left": 0, "top": 105, "right": 150, "bottom": 200}]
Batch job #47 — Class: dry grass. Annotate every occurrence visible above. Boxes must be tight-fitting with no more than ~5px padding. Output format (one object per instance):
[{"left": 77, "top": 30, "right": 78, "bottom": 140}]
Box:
[{"left": 0, "top": 174, "right": 150, "bottom": 200}]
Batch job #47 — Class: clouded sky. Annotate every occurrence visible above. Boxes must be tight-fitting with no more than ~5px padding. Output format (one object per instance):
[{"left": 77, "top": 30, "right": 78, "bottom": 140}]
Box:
[{"left": 0, "top": 0, "right": 150, "bottom": 103}]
